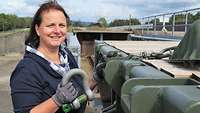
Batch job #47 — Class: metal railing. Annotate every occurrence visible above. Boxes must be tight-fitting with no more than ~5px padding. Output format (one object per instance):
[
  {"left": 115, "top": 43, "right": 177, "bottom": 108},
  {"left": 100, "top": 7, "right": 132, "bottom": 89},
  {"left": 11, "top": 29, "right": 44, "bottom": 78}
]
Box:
[{"left": 138, "top": 7, "right": 200, "bottom": 37}]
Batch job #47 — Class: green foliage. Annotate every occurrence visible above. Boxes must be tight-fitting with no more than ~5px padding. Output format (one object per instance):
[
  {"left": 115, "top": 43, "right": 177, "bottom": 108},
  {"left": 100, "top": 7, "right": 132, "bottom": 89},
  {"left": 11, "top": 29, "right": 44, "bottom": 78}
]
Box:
[
  {"left": 169, "top": 14, "right": 186, "bottom": 24},
  {"left": 193, "top": 12, "right": 200, "bottom": 22},
  {"left": 0, "top": 13, "right": 32, "bottom": 31},
  {"left": 146, "top": 18, "right": 160, "bottom": 24},
  {"left": 169, "top": 12, "right": 200, "bottom": 24},
  {"left": 97, "top": 17, "right": 108, "bottom": 27},
  {"left": 71, "top": 20, "right": 84, "bottom": 27},
  {"left": 109, "top": 18, "right": 140, "bottom": 27}
]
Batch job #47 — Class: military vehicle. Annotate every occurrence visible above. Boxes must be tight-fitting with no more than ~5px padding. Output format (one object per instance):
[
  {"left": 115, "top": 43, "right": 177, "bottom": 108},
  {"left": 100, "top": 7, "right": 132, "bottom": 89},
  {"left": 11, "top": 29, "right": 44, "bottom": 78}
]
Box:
[{"left": 92, "top": 20, "right": 200, "bottom": 113}]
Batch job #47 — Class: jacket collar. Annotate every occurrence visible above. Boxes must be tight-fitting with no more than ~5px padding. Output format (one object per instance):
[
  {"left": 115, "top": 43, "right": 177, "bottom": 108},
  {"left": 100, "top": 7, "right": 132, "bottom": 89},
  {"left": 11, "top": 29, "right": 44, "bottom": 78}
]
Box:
[{"left": 24, "top": 51, "right": 63, "bottom": 78}]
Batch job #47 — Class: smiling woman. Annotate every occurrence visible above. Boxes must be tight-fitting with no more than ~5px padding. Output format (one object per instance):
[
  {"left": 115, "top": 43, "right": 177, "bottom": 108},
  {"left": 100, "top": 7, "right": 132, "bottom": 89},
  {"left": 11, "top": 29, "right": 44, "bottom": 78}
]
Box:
[
  {"left": 10, "top": 1, "right": 86, "bottom": 113},
  {"left": 35, "top": 9, "right": 67, "bottom": 63}
]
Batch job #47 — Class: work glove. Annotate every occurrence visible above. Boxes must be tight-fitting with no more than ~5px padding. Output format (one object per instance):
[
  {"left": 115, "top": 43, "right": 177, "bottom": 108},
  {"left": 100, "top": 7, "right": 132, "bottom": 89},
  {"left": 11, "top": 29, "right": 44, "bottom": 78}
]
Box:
[{"left": 52, "top": 82, "right": 78, "bottom": 107}]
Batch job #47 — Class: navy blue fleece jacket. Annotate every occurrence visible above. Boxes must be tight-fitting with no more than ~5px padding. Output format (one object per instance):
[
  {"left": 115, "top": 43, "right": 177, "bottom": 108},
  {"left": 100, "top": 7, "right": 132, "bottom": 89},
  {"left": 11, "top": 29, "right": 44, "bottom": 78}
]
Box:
[{"left": 10, "top": 48, "right": 85, "bottom": 113}]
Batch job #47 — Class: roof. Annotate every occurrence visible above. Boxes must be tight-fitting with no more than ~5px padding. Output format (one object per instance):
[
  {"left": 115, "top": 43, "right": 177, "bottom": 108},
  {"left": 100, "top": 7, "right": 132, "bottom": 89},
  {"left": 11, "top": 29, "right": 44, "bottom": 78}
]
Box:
[{"left": 73, "top": 29, "right": 132, "bottom": 34}]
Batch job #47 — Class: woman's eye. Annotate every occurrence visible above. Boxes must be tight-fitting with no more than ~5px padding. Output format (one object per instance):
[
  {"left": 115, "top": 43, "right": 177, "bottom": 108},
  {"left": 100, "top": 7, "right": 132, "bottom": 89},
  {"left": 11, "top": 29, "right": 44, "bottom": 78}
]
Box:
[
  {"left": 59, "top": 24, "right": 66, "bottom": 28},
  {"left": 45, "top": 23, "right": 66, "bottom": 28},
  {"left": 47, "top": 24, "right": 55, "bottom": 28}
]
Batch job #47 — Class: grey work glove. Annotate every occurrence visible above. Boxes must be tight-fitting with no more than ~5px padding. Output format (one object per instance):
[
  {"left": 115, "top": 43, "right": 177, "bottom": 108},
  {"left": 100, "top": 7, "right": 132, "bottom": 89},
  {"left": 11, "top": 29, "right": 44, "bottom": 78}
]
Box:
[{"left": 52, "top": 82, "right": 78, "bottom": 107}]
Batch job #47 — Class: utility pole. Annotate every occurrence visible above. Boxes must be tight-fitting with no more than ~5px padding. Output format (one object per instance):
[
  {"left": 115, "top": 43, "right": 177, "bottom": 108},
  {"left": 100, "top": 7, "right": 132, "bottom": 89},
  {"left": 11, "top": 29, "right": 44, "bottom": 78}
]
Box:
[
  {"left": 0, "top": 22, "right": 5, "bottom": 32},
  {"left": 129, "top": 14, "right": 131, "bottom": 30},
  {"left": 3, "top": 22, "right": 4, "bottom": 32}
]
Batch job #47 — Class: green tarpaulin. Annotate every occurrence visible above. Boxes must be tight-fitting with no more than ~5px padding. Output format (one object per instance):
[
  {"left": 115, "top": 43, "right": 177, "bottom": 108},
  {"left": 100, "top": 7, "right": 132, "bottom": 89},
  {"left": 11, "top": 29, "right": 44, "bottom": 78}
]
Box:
[{"left": 171, "top": 19, "right": 200, "bottom": 60}]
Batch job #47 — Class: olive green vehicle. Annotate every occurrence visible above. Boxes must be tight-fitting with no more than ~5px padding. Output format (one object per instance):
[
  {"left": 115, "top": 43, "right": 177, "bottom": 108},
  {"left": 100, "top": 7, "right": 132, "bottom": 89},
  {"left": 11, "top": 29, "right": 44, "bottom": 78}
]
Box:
[{"left": 93, "top": 20, "right": 200, "bottom": 113}]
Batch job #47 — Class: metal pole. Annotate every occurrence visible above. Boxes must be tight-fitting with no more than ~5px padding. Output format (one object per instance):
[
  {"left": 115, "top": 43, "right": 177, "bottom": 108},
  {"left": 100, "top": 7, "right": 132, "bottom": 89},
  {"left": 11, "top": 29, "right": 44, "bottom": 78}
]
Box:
[
  {"left": 141, "top": 19, "right": 144, "bottom": 35},
  {"left": 163, "top": 15, "right": 165, "bottom": 29},
  {"left": 129, "top": 14, "right": 131, "bottom": 30},
  {"left": 185, "top": 11, "right": 188, "bottom": 32},
  {"left": 154, "top": 16, "right": 157, "bottom": 34},
  {"left": 172, "top": 13, "right": 176, "bottom": 37},
  {"left": 147, "top": 17, "right": 150, "bottom": 33},
  {"left": 100, "top": 33, "right": 103, "bottom": 41}
]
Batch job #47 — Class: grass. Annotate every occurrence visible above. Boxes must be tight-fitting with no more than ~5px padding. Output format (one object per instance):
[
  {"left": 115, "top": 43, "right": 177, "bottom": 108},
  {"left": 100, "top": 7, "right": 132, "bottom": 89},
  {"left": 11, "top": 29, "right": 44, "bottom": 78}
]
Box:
[{"left": 0, "top": 28, "right": 29, "bottom": 37}]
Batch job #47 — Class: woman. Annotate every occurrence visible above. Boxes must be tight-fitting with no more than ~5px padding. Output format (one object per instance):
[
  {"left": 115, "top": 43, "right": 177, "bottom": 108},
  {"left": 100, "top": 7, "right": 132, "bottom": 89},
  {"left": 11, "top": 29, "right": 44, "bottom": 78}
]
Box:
[{"left": 10, "top": 1, "right": 85, "bottom": 113}]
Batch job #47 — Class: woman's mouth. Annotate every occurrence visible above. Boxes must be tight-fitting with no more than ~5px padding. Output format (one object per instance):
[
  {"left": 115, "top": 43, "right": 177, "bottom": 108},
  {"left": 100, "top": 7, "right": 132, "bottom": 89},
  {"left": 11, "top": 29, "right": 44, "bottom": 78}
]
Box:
[{"left": 50, "top": 36, "right": 62, "bottom": 39}]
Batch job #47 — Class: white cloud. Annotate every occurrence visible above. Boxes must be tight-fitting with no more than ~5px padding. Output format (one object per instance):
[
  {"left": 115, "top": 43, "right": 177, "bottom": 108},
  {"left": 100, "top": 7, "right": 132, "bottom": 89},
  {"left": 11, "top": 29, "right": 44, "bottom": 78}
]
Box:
[
  {"left": 0, "top": 0, "right": 200, "bottom": 22},
  {"left": 0, "top": 0, "right": 38, "bottom": 16}
]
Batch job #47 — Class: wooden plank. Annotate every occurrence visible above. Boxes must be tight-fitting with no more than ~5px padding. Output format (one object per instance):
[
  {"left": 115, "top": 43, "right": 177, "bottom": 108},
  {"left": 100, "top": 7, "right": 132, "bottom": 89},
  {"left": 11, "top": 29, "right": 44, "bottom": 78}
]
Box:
[
  {"left": 105, "top": 41, "right": 179, "bottom": 55},
  {"left": 143, "top": 60, "right": 200, "bottom": 78},
  {"left": 81, "top": 41, "right": 94, "bottom": 56}
]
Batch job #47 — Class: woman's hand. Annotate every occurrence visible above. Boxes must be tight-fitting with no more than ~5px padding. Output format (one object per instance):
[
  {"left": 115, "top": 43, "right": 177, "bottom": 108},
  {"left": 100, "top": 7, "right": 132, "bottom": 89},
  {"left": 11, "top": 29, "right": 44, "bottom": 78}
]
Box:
[{"left": 52, "top": 82, "right": 78, "bottom": 107}]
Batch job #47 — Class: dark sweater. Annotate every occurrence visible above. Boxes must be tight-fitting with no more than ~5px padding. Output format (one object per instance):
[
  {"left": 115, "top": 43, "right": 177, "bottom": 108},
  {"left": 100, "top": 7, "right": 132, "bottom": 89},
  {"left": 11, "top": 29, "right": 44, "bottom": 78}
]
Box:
[{"left": 10, "top": 48, "right": 86, "bottom": 113}]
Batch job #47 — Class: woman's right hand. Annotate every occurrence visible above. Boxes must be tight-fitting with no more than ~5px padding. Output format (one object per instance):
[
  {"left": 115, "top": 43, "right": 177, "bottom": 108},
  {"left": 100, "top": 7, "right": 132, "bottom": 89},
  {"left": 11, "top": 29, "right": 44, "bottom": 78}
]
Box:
[{"left": 52, "top": 82, "right": 78, "bottom": 107}]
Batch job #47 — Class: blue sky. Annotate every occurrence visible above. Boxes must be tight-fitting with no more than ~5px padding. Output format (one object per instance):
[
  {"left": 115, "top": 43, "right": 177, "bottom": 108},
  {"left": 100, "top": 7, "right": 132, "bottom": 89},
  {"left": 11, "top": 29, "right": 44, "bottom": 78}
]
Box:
[{"left": 0, "top": 0, "right": 200, "bottom": 22}]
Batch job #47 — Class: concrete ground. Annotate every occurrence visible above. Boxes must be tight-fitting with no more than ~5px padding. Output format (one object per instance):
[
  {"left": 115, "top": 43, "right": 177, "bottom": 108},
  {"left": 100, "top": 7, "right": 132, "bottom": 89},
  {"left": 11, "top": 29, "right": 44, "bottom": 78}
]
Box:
[
  {"left": 0, "top": 53, "right": 22, "bottom": 113},
  {"left": 0, "top": 53, "right": 101, "bottom": 113}
]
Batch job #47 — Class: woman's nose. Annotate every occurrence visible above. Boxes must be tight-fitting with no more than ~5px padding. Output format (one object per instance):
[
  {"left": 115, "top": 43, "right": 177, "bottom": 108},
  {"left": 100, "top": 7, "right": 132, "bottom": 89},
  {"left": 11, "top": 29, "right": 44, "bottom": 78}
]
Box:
[{"left": 53, "top": 26, "right": 61, "bottom": 34}]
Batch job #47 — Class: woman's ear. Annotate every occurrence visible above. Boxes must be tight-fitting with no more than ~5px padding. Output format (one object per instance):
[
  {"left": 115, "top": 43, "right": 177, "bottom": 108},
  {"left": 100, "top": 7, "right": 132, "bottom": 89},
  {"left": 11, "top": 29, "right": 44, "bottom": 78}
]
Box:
[{"left": 35, "top": 25, "right": 40, "bottom": 36}]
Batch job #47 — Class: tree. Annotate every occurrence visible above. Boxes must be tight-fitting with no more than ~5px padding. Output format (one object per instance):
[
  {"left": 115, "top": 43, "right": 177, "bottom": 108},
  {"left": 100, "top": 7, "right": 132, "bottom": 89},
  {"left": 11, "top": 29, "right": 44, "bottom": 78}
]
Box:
[
  {"left": 169, "top": 13, "right": 193, "bottom": 24},
  {"left": 0, "top": 13, "right": 32, "bottom": 31},
  {"left": 145, "top": 18, "right": 160, "bottom": 24},
  {"left": 109, "top": 18, "right": 140, "bottom": 27},
  {"left": 97, "top": 17, "right": 108, "bottom": 27},
  {"left": 193, "top": 12, "right": 200, "bottom": 22}
]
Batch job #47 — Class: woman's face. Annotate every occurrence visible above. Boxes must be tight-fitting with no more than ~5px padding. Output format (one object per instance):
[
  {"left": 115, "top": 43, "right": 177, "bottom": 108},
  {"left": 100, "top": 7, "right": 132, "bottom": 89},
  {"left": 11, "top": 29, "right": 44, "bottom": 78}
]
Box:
[{"left": 35, "top": 9, "right": 67, "bottom": 49}]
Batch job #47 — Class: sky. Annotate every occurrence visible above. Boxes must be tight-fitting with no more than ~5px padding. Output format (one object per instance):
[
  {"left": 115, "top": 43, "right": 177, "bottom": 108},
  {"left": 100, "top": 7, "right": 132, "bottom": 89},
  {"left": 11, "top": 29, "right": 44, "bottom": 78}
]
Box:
[{"left": 0, "top": 0, "right": 200, "bottom": 22}]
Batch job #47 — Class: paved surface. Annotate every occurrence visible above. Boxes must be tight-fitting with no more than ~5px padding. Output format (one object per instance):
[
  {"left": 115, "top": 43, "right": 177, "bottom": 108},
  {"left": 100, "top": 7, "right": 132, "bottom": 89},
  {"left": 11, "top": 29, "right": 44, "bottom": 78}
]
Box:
[{"left": 0, "top": 53, "right": 22, "bottom": 113}]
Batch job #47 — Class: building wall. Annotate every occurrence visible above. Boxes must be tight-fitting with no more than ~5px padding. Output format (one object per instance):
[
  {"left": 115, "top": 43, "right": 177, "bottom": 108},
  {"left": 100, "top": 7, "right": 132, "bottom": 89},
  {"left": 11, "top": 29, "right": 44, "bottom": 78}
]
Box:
[
  {"left": 76, "top": 32, "right": 129, "bottom": 56},
  {"left": 0, "top": 31, "right": 28, "bottom": 55}
]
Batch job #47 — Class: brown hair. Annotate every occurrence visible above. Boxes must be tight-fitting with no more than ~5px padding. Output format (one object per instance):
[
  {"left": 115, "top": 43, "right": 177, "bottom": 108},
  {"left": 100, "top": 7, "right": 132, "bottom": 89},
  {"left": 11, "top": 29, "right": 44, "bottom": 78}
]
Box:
[{"left": 25, "top": 1, "right": 70, "bottom": 48}]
